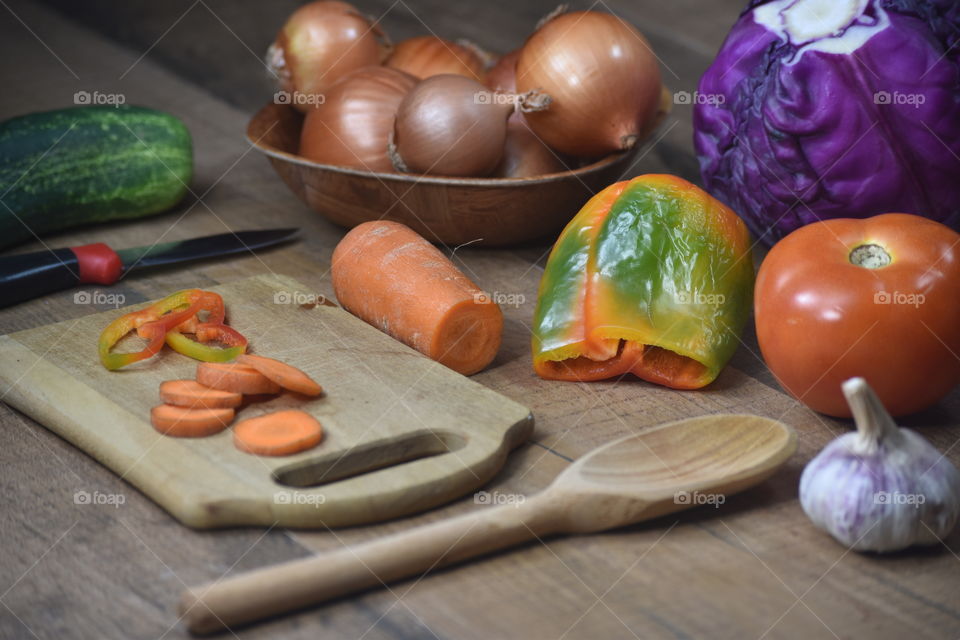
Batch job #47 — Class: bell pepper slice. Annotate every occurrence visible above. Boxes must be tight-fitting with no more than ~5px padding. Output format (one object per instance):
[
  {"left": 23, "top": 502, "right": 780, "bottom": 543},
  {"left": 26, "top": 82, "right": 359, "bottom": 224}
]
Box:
[
  {"left": 532, "top": 174, "right": 754, "bottom": 389},
  {"left": 165, "top": 322, "right": 248, "bottom": 363},
  {"left": 98, "top": 289, "right": 225, "bottom": 370}
]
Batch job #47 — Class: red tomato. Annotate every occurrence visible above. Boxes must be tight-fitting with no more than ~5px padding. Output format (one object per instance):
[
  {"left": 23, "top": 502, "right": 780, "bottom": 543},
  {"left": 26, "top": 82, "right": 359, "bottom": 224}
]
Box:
[{"left": 755, "top": 214, "right": 960, "bottom": 417}]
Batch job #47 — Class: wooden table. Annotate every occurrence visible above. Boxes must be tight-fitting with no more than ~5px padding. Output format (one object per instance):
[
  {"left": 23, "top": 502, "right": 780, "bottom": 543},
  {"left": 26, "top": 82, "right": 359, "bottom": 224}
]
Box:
[{"left": 2, "top": 1, "right": 958, "bottom": 638}]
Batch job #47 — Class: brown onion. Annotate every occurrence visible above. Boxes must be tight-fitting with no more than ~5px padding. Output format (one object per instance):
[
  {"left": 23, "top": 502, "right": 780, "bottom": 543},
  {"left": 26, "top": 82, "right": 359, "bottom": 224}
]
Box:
[
  {"left": 392, "top": 75, "right": 547, "bottom": 177},
  {"left": 387, "top": 36, "right": 488, "bottom": 82},
  {"left": 494, "top": 113, "right": 566, "bottom": 178},
  {"left": 300, "top": 66, "right": 418, "bottom": 172},
  {"left": 485, "top": 49, "right": 519, "bottom": 91},
  {"left": 516, "top": 10, "right": 662, "bottom": 157},
  {"left": 267, "top": 1, "right": 390, "bottom": 113}
]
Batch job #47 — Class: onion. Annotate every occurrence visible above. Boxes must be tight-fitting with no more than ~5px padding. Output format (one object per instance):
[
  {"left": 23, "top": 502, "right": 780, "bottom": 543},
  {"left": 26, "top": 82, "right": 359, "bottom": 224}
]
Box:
[
  {"left": 486, "top": 49, "right": 565, "bottom": 178},
  {"left": 386, "top": 36, "right": 489, "bottom": 82},
  {"left": 391, "top": 75, "right": 548, "bottom": 177},
  {"left": 485, "top": 49, "right": 519, "bottom": 91},
  {"left": 299, "top": 66, "right": 418, "bottom": 172},
  {"left": 495, "top": 113, "right": 567, "bottom": 178},
  {"left": 266, "top": 1, "right": 390, "bottom": 113},
  {"left": 516, "top": 10, "right": 662, "bottom": 157}
]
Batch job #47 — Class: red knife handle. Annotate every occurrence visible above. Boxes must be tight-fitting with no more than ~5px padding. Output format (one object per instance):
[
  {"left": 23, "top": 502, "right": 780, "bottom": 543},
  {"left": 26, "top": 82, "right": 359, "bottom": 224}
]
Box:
[
  {"left": 71, "top": 243, "right": 123, "bottom": 285},
  {"left": 0, "top": 243, "right": 123, "bottom": 308}
]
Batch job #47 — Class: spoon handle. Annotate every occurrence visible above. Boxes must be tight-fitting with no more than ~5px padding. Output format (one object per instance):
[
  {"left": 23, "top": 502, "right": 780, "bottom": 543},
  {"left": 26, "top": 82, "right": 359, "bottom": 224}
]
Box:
[{"left": 180, "top": 494, "right": 560, "bottom": 634}]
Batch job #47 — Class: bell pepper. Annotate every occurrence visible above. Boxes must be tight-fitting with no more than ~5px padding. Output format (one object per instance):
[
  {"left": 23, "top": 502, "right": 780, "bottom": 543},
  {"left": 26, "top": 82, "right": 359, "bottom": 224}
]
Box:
[
  {"left": 98, "top": 289, "right": 224, "bottom": 370},
  {"left": 532, "top": 174, "right": 754, "bottom": 389},
  {"left": 166, "top": 322, "right": 248, "bottom": 363}
]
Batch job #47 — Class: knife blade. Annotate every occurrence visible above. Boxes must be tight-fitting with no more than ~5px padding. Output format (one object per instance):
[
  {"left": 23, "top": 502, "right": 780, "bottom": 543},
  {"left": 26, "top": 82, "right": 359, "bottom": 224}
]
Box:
[
  {"left": 115, "top": 228, "right": 298, "bottom": 271},
  {"left": 0, "top": 228, "right": 298, "bottom": 308}
]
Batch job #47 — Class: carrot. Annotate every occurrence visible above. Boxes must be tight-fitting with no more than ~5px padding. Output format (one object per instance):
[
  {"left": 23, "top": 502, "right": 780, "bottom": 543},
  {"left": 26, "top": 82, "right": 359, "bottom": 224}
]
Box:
[
  {"left": 331, "top": 221, "right": 503, "bottom": 375},
  {"left": 237, "top": 354, "right": 323, "bottom": 397},
  {"left": 233, "top": 410, "right": 323, "bottom": 456},
  {"left": 196, "top": 362, "right": 282, "bottom": 395},
  {"left": 150, "top": 404, "right": 234, "bottom": 437},
  {"left": 159, "top": 380, "right": 243, "bottom": 409}
]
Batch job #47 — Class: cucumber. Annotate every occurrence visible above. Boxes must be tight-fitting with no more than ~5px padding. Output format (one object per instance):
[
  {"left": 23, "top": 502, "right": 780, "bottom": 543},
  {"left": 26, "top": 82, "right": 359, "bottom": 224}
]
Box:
[{"left": 0, "top": 105, "right": 193, "bottom": 249}]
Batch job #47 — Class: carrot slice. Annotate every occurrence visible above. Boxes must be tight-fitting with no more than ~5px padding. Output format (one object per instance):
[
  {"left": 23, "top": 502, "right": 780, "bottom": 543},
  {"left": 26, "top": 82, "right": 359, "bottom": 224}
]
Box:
[
  {"left": 331, "top": 220, "right": 503, "bottom": 375},
  {"left": 237, "top": 354, "right": 323, "bottom": 397},
  {"left": 233, "top": 410, "right": 323, "bottom": 456},
  {"left": 150, "top": 404, "right": 234, "bottom": 437},
  {"left": 196, "top": 362, "right": 282, "bottom": 395},
  {"left": 159, "top": 380, "right": 243, "bottom": 409}
]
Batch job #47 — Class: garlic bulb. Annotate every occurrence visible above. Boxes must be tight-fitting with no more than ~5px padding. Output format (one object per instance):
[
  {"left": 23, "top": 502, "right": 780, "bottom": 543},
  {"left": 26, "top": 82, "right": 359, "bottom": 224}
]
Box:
[{"left": 800, "top": 377, "right": 960, "bottom": 552}]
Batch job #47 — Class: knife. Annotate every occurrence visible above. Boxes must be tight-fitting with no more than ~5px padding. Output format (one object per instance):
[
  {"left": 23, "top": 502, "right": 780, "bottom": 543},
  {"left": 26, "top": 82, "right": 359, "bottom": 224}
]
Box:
[{"left": 0, "top": 228, "right": 298, "bottom": 308}]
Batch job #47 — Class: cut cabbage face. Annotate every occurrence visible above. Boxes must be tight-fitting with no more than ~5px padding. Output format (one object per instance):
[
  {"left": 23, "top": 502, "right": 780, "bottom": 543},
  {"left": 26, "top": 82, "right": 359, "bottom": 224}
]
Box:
[{"left": 753, "top": 0, "right": 889, "bottom": 60}]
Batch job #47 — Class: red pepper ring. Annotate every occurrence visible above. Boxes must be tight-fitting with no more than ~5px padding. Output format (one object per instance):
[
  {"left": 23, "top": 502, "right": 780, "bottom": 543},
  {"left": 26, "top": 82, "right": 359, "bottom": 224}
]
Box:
[
  {"left": 99, "top": 297, "right": 204, "bottom": 370},
  {"left": 165, "top": 322, "right": 248, "bottom": 363},
  {"left": 135, "top": 293, "right": 225, "bottom": 339},
  {"left": 98, "top": 289, "right": 226, "bottom": 370}
]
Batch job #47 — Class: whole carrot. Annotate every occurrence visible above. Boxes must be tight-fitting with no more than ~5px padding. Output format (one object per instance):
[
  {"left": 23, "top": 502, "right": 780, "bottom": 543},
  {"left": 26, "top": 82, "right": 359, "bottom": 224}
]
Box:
[{"left": 331, "top": 221, "right": 502, "bottom": 375}]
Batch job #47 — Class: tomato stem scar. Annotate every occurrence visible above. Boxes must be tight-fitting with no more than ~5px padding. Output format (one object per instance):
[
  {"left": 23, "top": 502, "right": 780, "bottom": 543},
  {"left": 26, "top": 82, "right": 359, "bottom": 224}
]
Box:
[{"left": 849, "top": 243, "right": 891, "bottom": 269}]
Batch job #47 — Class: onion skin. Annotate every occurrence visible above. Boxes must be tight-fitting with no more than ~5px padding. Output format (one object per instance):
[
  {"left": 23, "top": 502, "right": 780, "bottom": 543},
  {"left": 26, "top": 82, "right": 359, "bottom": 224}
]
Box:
[
  {"left": 268, "top": 1, "right": 388, "bottom": 113},
  {"left": 495, "top": 113, "right": 566, "bottom": 178},
  {"left": 387, "top": 36, "right": 487, "bottom": 82},
  {"left": 392, "top": 74, "right": 513, "bottom": 177},
  {"left": 300, "top": 66, "right": 418, "bottom": 173},
  {"left": 485, "top": 49, "right": 519, "bottom": 91},
  {"left": 516, "top": 11, "right": 662, "bottom": 157}
]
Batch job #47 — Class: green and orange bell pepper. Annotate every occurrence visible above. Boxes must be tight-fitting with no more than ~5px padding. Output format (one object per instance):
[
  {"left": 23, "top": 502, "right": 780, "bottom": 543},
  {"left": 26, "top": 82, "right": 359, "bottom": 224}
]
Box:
[{"left": 531, "top": 174, "right": 754, "bottom": 389}]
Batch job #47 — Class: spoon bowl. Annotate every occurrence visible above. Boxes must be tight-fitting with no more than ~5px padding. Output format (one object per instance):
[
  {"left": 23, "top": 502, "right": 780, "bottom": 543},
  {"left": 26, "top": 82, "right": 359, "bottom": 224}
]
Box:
[{"left": 551, "top": 414, "right": 797, "bottom": 532}]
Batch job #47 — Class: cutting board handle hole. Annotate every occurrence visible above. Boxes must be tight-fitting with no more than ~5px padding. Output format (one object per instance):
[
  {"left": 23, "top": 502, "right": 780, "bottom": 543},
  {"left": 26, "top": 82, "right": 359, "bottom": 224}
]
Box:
[{"left": 272, "top": 430, "right": 468, "bottom": 488}]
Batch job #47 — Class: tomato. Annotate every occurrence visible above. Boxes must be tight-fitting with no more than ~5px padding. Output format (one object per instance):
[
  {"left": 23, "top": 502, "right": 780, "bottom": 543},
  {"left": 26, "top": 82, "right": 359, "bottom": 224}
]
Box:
[{"left": 755, "top": 213, "right": 960, "bottom": 417}]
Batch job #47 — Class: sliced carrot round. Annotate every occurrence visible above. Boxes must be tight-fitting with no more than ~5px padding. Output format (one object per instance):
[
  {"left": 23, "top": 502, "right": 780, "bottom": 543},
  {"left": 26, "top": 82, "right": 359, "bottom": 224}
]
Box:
[
  {"left": 233, "top": 410, "right": 323, "bottom": 456},
  {"left": 150, "top": 404, "right": 234, "bottom": 437},
  {"left": 160, "top": 380, "right": 243, "bottom": 409},
  {"left": 196, "top": 362, "right": 282, "bottom": 395},
  {"left": 237, "top": 354, "right": 323, "bottom": 397}
]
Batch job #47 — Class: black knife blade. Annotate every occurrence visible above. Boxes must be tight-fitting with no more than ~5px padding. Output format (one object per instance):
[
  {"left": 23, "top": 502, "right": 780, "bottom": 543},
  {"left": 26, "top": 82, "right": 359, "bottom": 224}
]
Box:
[{"left": 116, "top": 228, "right": 298, "bottom": 271}]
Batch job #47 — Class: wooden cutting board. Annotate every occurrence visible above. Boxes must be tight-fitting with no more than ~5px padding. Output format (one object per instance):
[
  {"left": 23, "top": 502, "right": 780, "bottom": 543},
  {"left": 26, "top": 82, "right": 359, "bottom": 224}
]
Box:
[{"left": 0, "top": 274, "right": 533, "bottom": 529}]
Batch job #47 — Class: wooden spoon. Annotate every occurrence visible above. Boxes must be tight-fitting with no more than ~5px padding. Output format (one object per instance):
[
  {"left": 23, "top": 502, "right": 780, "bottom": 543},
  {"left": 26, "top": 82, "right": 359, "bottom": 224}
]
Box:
[{"left": 181, "top": 414, "right": 796, "bottom": 634}]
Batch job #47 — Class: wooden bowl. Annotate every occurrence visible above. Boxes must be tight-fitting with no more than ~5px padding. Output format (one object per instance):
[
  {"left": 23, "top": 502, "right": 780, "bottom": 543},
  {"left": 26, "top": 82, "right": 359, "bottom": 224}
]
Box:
[{"left": 246, "top": 93, "right": 671, "bottom": 246}]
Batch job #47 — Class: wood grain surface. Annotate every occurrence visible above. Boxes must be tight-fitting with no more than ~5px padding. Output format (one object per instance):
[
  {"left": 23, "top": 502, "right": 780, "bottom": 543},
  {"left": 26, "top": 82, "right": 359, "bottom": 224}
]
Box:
[{"left": 1, "top": 1, "right": 959, "bottom": 639}]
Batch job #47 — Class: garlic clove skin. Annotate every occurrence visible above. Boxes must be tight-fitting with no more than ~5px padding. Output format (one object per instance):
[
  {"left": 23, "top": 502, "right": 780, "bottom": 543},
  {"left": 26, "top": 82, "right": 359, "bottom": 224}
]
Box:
[{"left": 799, "top": 377, "right": 960, "bottom": 552}]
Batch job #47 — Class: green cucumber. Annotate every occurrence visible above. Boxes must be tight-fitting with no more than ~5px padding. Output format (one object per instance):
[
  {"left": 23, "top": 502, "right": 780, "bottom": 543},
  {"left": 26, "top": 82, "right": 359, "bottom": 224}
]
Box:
[{"left": 0, "top": 105, "right": 193, "bottom": 249}]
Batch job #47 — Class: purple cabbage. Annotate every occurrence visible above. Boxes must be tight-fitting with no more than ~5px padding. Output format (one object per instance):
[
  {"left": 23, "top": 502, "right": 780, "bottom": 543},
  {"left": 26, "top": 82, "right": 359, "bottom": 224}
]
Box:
[{"left": 694, "top": 0, "right": 960, "bottom": 245}]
